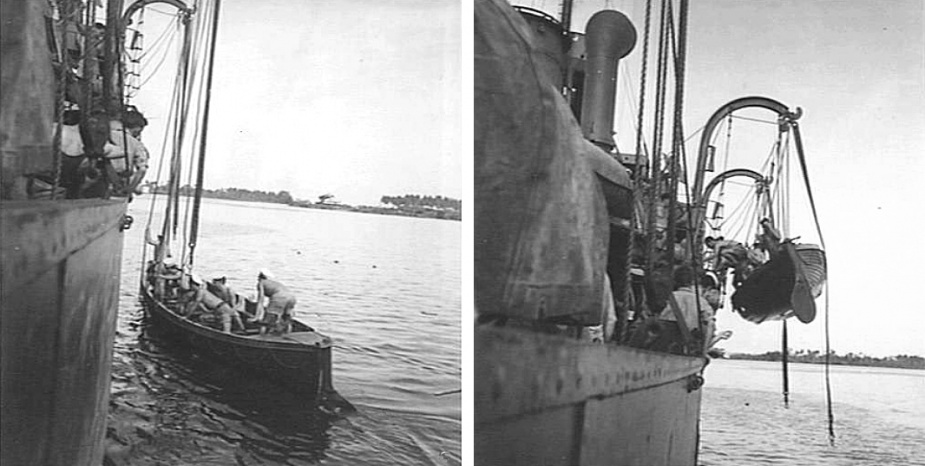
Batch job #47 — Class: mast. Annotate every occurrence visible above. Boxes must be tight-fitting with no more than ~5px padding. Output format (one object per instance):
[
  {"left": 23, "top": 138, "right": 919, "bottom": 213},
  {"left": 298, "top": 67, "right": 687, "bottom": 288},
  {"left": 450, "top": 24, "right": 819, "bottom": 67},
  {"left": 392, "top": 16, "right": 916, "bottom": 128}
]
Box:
[
  {"left": 121, "top": 0, "right": 192, "bottom": 261},
  {"left": 187, "top": 0, "right": 222, "bottom": 267}
]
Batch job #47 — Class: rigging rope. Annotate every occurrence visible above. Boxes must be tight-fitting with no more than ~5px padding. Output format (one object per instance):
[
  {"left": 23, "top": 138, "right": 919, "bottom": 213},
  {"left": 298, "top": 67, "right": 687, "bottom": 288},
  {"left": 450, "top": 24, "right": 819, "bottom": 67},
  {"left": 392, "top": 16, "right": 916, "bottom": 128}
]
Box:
[
  {"left": 666, "top": 0, "right": 689, "bottom": 272},
  {"left": 791, "top": 122, "right": 835, "bottom": 445},
  {"left": 729, "top": 114, "right": 778, "bottom": 126},
  {"left": 188, "top": 0, "right": 223, "bottom": 267},
  {"left": 634, "top": 0, "right": 654, "bottom": 162},
  {"left": 644, "top": 0, "right": 671, "bottom": 275},
  {"left": 630, "top": 0, "right": 656, "bottom": 322},
  {"left": 782, "top": 319, "right": 790, "bottom": 407}
]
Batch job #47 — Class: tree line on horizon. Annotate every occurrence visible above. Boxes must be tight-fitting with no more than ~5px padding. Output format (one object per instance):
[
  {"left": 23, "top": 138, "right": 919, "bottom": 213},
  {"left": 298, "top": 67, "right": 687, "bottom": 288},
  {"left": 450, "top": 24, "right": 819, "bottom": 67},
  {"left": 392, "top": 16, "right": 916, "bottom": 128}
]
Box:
[
  {"left": 144, "top": 183, "right": 461, "bottom": 211},
  {"left": 147, "top": 184, "right": 294, "bottom": 204},
  {"left": 726, "top": 349, "right": 924, "bottom": 370},
  {"left": 380, "top": 194, "right": 461, "bottom": 211}
]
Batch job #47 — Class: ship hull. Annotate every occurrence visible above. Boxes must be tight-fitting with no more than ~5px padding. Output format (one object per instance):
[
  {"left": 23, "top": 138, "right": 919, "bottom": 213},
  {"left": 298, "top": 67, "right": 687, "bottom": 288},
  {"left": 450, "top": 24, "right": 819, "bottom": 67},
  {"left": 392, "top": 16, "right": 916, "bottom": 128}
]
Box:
[
  {"left": 476, "top": 326, "right": 706, "bottom": 465},
  {"left": 1, "top": 199, "right": 126, "bottom": 466}
]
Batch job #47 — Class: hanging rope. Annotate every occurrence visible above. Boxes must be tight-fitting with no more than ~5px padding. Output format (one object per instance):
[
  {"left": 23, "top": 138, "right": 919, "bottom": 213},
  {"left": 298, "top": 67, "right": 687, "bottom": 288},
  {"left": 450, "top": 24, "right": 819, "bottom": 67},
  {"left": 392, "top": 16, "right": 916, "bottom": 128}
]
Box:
[
  {"left": 644, "top": 0, "right": 671, "bottom": 275},
  {"left": 634, "top": 0, "right": 654, "bottom": 162},
  {"left": 666, "top": 0, "right": 689, "bottom": 274},
  {"left": 791, "top": 122, "right": 835, "bottom": 445},
  {"left": 621, "top": 0, "right": 655, "bottom": 327},
  {"left": 782, "top": 319, "right": 790, "bottom": 407}
]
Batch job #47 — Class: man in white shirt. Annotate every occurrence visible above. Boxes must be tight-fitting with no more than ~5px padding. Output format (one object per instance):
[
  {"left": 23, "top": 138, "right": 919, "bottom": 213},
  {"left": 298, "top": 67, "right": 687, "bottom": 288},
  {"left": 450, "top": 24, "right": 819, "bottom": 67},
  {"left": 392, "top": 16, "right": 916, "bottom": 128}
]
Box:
[{"left": 106, "top": 108, "right": 149, "bottom": 194}]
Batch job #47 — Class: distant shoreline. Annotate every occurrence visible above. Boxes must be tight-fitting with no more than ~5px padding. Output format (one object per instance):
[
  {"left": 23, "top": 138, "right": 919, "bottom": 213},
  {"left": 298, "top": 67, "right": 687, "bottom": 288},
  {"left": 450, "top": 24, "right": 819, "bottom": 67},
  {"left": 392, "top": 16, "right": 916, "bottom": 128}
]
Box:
[
  {"left": 141, "top": 187, "right": 461, "bottom": 221},
  {"left": 287, "top": 200, "right": 461, "bottom": 221},
  {"left": 722, "top": 351, "right": 924, "bottom": 370}
]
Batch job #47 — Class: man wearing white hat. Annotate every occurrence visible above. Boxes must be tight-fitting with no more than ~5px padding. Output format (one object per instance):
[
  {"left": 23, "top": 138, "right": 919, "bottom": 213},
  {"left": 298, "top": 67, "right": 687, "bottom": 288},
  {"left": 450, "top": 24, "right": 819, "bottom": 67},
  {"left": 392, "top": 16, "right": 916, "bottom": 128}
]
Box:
[{"left": 251, "top": 269, "right": 297, "bottom": 335}]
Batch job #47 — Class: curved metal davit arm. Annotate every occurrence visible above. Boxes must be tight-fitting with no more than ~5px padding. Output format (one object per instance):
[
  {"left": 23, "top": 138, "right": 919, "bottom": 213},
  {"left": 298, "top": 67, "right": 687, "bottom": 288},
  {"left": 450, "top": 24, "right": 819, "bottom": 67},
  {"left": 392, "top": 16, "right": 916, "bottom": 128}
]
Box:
[
  {"left": 695, "top": 168, "right": 767, "bottom": 239},
  {"left": 123, "top": 0, "right": 192, "bottom": 27},
  {"left": 699, "top": 168, "right": 767, "bottom": 211},
  {"left": 691, "top": 96, "right": 802, "bottom": 208}
]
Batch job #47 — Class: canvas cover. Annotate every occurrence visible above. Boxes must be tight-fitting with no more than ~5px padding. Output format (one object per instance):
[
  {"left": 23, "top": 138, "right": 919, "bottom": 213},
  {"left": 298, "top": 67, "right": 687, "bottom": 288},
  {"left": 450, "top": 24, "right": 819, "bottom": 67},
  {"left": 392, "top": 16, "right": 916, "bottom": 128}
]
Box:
[
  {"left": 0, "top": 0, "right": 56, "bottom": 196},
  {"left": 475, "top": 0, "right": 631, "bottom": 324}
]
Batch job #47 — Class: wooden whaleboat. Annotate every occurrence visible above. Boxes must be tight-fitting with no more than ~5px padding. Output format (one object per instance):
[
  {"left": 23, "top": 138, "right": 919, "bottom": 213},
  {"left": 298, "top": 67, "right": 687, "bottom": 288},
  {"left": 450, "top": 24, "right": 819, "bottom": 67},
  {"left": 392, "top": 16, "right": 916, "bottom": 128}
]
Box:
[
  {"left": 141, "top": 282, "right": 353, "bottom": 411},
  {"left": 732, "top": 242, "right": 827, "bottom": 324},
  {"left": 690, "top": 96, "right": 828, "bottom": 327}
]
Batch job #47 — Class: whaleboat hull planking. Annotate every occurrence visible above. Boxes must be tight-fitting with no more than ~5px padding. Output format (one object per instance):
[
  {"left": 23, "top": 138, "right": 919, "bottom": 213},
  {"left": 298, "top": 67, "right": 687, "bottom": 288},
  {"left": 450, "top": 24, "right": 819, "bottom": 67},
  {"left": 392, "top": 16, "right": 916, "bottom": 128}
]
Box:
[
  {"left": 1, "top": 199, "right": 126, "bottom": 466},
  {"left": 732, "top": 242, "right": 826, "bottom": 324},
  {"left": 476, "top": 326, "right": 705, "bottom": 466},
  {"left": 141, "top": 285, "right": 352, "bottom": 411}
]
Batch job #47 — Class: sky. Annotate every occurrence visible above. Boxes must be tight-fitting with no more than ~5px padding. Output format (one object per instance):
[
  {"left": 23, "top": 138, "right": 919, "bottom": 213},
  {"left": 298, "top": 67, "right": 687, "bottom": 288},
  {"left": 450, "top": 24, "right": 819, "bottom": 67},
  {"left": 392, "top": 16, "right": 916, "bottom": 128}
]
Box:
[
  {"left": 130, "top": 0, "right": 461, "bottom": 206},
  {"left": 519, "top": 0, "right": 925, "bottom": 357}
]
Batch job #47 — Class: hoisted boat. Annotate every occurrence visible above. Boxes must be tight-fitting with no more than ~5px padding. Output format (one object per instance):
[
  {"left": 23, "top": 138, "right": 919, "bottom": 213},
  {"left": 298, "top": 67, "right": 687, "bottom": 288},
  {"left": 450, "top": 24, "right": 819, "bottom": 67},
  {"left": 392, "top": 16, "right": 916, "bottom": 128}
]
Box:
[
  {"left": 690, "top": 96, "right": 828, "bottom": 325},
  {"left": 731, "top": 241, "right": 826, "bottom": 323},
  {"left": 130, "top": 0, "right": 351, "bottom": 412}
]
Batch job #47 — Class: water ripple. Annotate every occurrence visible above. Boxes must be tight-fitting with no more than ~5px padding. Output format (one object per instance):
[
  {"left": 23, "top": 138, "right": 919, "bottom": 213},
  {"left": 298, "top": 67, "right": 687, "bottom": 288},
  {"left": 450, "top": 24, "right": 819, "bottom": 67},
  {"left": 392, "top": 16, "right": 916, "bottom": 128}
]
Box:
[{"left": 108, "top": 200, "right": 460, "bottom": 465}]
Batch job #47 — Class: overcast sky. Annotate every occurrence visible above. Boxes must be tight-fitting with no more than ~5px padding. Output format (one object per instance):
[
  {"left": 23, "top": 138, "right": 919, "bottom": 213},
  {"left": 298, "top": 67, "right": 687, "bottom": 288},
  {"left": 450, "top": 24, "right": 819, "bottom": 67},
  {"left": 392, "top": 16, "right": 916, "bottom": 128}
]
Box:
[{"left": 131, "top": 0, "right": 461, "bottom": 206}]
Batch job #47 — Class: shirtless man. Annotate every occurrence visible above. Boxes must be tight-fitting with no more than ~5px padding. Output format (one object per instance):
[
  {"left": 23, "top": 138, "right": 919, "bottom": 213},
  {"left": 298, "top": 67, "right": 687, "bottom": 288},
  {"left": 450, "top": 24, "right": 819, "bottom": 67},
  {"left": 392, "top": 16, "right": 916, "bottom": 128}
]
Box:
[
  {"left": 251, "top": 270, "right": 297, "bottom": 335},
  {"left": 183, "top": 275, "right": 244, "bottom": 333}
]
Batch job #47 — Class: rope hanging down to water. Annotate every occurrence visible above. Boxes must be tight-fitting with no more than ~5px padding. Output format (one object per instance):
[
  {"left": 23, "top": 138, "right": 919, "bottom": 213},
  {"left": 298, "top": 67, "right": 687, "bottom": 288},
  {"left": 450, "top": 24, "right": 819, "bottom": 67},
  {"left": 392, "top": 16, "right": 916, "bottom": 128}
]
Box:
[
  {"left": 791, "top": 123, "right": 836, "bottom": 446},
  {"left": 782, "top": 319, "right": 790, "bottom": 407}
]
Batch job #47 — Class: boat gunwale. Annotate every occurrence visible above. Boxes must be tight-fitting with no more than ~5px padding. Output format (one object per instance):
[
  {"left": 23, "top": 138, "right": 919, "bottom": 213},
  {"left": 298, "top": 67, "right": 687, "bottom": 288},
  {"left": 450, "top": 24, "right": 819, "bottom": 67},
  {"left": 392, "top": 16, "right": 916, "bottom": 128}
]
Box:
[{"left": 141, "top": 285, "right": 332, "bottom": 352}]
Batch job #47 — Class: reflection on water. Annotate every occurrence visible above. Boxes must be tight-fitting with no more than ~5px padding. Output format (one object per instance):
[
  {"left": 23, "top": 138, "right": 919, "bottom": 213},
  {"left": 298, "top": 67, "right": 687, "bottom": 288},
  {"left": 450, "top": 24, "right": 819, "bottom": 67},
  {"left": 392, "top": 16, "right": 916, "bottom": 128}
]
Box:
[{"left": 107, "top": 199, "right": 460, "bottom": 465}]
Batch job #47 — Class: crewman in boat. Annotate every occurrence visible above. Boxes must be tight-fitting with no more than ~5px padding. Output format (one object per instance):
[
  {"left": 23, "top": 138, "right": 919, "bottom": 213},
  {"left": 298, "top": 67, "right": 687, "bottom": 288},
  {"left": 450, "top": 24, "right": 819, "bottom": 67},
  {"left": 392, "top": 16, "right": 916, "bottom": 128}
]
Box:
[
  {"left": 182, "top": 274, "right": 245, "bottom": 333},
  {"left": 704, "top": 236, "right": 759, "bottom": 287},
  {"left": 251, "top": 270, "right": 297, "bottom": 335},
  {"left": 651, "top": 265, "right": 715, "bottom": 355},
  {"left": 210, "top": 276, "right": 246, "bottom": 315},
  {"left": 150, "top": 256, "right": 182, "bottom": 301}
]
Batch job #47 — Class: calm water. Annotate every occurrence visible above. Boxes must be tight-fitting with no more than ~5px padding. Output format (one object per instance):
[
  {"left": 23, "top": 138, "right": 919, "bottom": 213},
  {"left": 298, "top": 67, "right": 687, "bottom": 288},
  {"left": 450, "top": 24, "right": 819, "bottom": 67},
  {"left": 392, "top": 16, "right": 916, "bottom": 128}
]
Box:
[
  {"left": 700, "top": 359, "right": 925, "bottom": 466},
  {"left": 106, "top": 198, "right": 460, "bottom": 465}
]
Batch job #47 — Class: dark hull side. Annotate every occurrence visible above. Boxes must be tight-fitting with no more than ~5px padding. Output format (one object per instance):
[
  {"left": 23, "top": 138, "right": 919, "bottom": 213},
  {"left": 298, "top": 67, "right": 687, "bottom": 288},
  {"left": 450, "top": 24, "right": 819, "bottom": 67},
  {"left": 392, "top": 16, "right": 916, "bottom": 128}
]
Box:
[
  {"left": 1, "top": 199, "right": 126, "bottom": 466},
  {"left": 476, "top": 326, "right": 706, "bottom": 466},
  {"left": 732, "top": 243, "right": 826, "bottom": 324},
  {"left": 141, "top": 287, "right": 351, "bottom": 410}
]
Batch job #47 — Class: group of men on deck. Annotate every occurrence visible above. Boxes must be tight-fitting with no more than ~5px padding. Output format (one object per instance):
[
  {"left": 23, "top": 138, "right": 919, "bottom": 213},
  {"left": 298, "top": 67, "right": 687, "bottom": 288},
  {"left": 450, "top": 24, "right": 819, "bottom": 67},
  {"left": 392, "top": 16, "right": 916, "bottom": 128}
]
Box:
[{"left": 620, "top": 219, "right": 783, "bottom": 355}]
